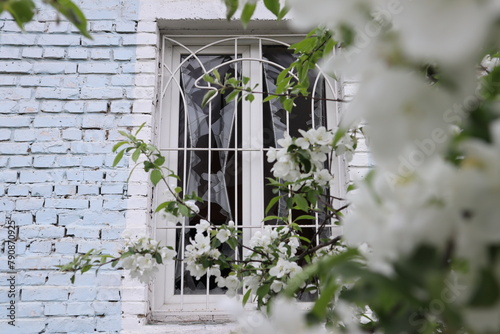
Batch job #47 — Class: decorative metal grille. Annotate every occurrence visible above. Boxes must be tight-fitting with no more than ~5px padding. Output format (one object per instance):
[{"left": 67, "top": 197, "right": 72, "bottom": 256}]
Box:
[{"left": 154, "top": 35, "right": 344, "bottom": 312}]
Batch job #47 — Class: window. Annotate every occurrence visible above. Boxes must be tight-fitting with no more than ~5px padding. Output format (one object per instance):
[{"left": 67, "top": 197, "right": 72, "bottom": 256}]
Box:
[{"left": 152, "top": 34, "right": 346, "bottom": 319}]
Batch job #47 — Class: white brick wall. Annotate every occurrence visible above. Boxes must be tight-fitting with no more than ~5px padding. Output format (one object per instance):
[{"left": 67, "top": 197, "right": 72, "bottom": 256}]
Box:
[
  {"left": 0, "top": 0, "right": 155, "bottom": 331},
  {"left": 0, "top": 0, "right": 369, "bottom": 333}
]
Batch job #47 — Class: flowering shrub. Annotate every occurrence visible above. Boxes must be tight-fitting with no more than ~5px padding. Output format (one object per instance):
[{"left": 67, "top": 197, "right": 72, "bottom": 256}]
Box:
[{"left": 54, "top": 0, "right": 500, "bottom": 333}]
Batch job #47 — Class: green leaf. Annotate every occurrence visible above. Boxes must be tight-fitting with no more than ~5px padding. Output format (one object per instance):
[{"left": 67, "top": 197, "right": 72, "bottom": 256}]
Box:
[
  {"left": 224, "top": 0, "right": 238, "bottom": 20},
  {"left": 293, "top": 194, "right": 309, "bottom": 212},
  {"left": 241, "top": 2, "right": 257, "bottom": 28},
  {"left": 131, "top": 148, "right": 141, "bottom": 162},
  {"left": 48, "top": 0, "right": 91, "bottom": 39},
  {"left": 203, "top": 73, "right": 215, "bottom": 84},
  {"left": 265, "top": 195, "right": 282, "bottom": 214},
  {"left": 263, "top": 0, "right": 280, "bottom": 16},
  {"left": 178, "top": 204, "right": 190, "bottom": 217},
  {"left": 134, "top": 122, "right": 146, "bottom": 136},
  {"left": 113, "top": 150, "right": 125, "bottom": 167},
  {"left": 201, "top": 90, "right": 217, "bottom": 108},
  {"left": 154, "top": 252, "right": 163, "bottom": 265},
  {"left": 153, "top": 155, "right": 165, "bottom": 167},
  {"left": 112, "top": 141, "right": 128, "bottom": 152},
  {"left": 256, "top": 283, "right": 271, "bottom": 299},
  {"left": 242, "top": 288, "right": 252, "bottom": 306},
  {"left": 5, "top": 0, "right": 36, "bottom": 29},
  {"left": 150, "top": 169, "right": 162, "bottom": 185},
  {"left": 468, "top": 268, "right": 500, "bottom": 306}
]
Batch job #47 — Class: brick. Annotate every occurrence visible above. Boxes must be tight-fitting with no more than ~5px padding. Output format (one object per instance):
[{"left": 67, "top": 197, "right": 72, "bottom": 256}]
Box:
[
  {"left": 110, "top": 74, "right": 134, "bottom": 86},
  {"left": 44, "top": 302, "right": 67, "bottom": 316},
  {"left": 39, "top": 75, "right": 62, "bottom": 86},
  {"left": 0, "top": 75, "right": 16, "bottom": 85},
  {"left": 29, "top": 184, "right": 53, "bottom": 197},
  {"left": 93, "top": 302, "right": 121, "bottom": 316},
  {"left": 54, "top": 239, "right": 77, "bottom": 254},
  {"left": 81, "top": 155, "right": 104, "bottom": 167},
  {"left": 33, "top": 115, "right": 80, "bottom": 127},
  {"left": 9, "top": 156, "right": 32, "bottom": 168},
  {"left": 43, "top": 47, "right": 66, "bottom": 58},
  {"left": 0, "top": 61, "right": 32, "bottom": 73},
  {"left": 37, "top": 34, "right": 81, "bottom": 46},
  {"left": 40, "top": 100, "right": 64, "bottom": 112},
  {"left": 122, "top": 33, "right": 157, "bottom": 45},
  {"left": 136, "top": 46, "right": 156, "bottom": 59},
  {"left": 83, "top": 34, "right": 121, "bottom": 46},
  {"left": 13, "top": 129, "right": 36, "bottom": 142},
  {"left": 18, "top": 271, "right": 48, "bottom": 286},
  {"left": 132, "top": 100, "right": 154, "bottom": 114},
  {"left": 0, "top": 142, "right": 29, "bottom": 154},
  {"left": 64, "top": 101, "right": 85, "bottom": 113},
  {"left": 0, "top": 319, "right": 46, "bottom": 334},
  {"left": 86, "top": 101, "right": 108, "bottom": 112},
  {"left": 91, "top": 21, "right": 114, "bottom": 32},
  {"left": 0, "top": 116, "right": 31, "bottom": 128},
  {"left": 45, "top": 199, "right": 89, "bottom": 209},
  {"left": 11, "top": 212, "right": 32, "bottom": 226},
  {"left": 83, "top": 211, "right": 124, "bottom": 225},
  {"left": 113, "top": 48, "right": 136, "bottom": 60},
  {"left": 70, "top": 142, "right": 114, "bottom": 154},
  {"left": 126, "top": 87, "right": 155, "bottom": 99},
  {"left": 101, "top": 184, "right": 124, "bottom": 194},
  {"left": 62, "top": 128, "right": 82, "bottom": 140},
  {"left": 0, "top": 101, "right": 17, "bottom": 113},
  {"left": 15, "top": 198, "right": 44, "bottom": 210},
  {"left": 22, "top": 47, "right": 43, "bottom": 58},
  {"left": 115, "top": 21, "right": 136, "bottom": 33},
  {"left": 101, "top": 227, "right": 124, "bottom": 240},
  {"left": 35, "top": 210, "right": 57, "bottom": 225},
  {"left": 24, "top": 21, "right": 45, "bottom": 33},
  {"left": 0, "top": 87, "right": 31, "bottom": 100},
  {"left": 46, "top": 22, "right": 70, "bottom": 33},
  {"left": 33, "top": 62, "right": 76, "bottom": 74},
  {"left": 66, "top": 302, "right": 95, "bottom": 316},
  {"left": 85, "top": 75, "right": 108, "bottom": 87},
  {"left": 20, "top": 170, "right": 64, "bottom": 183},
  {"left": 77, "top": 62, "right": 119, "bottom": 74},
  {"left": 96, "top": 288, "right": 120, "bottom": 301},
  {"left": 30, "top": 141, "right": 69, "bottom": 153},
  {"left": 69, "top": 287, "right": 97, "bottom": 301},
  {"left": 67, "top": 48, "right": 88, "bottom": 59},
  {"left": 45, "top": 316, "right": 96, "bottom": 332},
  {"left": 18, "top": 226, "right": 65, "bottom": 239},
  {"left": 35, "top": 87, "right": 79, "bottom": 99},
  {"left": 0, "top": 170, "right": 17, "bottom": 182},
  {"left": 0, "top": 46, "right": 21, "bottom": 59},
  {"left": 110, "top": 100, "right": 132, "bottom": 113},
  {"left": 56, "top": 156, "right": 82, "bottom": 167},
  {"left": 17, "top": 302, "right": 44, "bottom": 318},
  {"left": 81, "top": 87, "right": 123, "bottom": 99},
  {"left": 18, "top": 101, "right": 38, "bottom": 113},
  {"left": 7, "top": 185, "right": 29, "bottom": 196},
  {"left": 54, "top": 185, "right": 77, "bottom": 196},
  {"left": 0, "top": 129, "right": 10, "bottom": 140},
  {"left": 58, "top": 213, "right": 82, "bottom": 226},
  {"left": 21, "top": 287, "right": 68, "bottom": 301},
  {"left": 82, "top": 115, "right": 116, "bottom": 128},
  {"left": 83, "top": 130, "right": 105, "bottom": 142},
  {"left": 137, "top": 21, "right": 157, "bottom": 33},
  {"left": 35, "top": 128, "right": 61, "bottom": 141},
  {"left": 0, "top": 34, "right": 37, "bottom": 45},
  {"left": 90, "top": 49, "right": 111, "bottom": 59},
  {"left": 122, "top": 61, "right": 156, "bottom": 74},
  {"left": 33, "top": 155, "right": 56, "bottom": 168},
  {"left": 28, "top": 240, "right": 52, "bottom": 253},
  {"left": 77, "top": 184, "right": 100, "bottom": 195}
]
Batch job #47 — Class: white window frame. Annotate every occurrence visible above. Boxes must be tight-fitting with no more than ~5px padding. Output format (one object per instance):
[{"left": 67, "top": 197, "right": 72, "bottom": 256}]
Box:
[{"left": 151, "top": 34, "right": 347, "bottom": 321}]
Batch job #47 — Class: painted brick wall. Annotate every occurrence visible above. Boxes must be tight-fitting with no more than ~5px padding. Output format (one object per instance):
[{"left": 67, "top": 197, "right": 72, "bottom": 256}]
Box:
[
  {"left": 0, "top": 1, "right": 369, "bottom": 333},
  {"left": 0, "top": 0, "right": 156, "bottom": 332}
]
